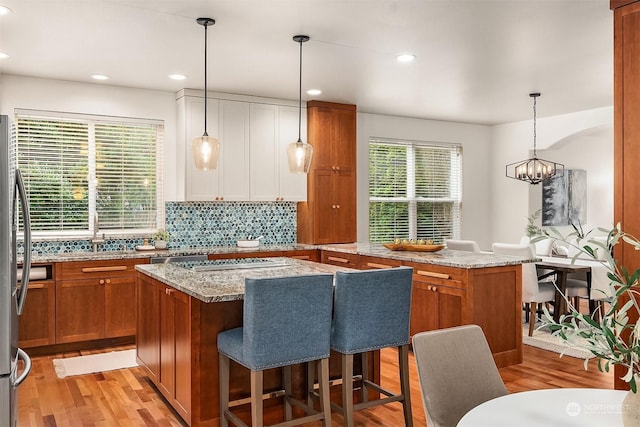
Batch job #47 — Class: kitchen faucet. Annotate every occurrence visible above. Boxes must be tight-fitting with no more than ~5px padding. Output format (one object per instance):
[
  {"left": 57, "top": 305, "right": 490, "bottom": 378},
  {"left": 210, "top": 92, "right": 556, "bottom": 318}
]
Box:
[{"left": 91, "top": 212, "right": 105, "bottom": 252}]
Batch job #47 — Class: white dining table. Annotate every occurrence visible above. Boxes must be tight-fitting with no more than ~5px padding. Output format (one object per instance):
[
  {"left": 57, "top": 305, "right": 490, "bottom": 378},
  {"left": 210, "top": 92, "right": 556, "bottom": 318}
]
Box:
[{"left": 457, "top": 388, "right": 628, "bottom": 426}]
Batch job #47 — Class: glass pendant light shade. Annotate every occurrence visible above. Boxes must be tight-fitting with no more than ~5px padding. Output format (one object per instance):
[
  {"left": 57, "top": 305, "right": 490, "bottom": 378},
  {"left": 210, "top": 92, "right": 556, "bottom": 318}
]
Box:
[
  {"left": 287, "top": 140, "right": 313, "bottom": 173},
  {"left": 192, "top": 134, "right": 220, "bottom": 171},
  {"left": 192, "top": 17, "right": 219, "bottom": 171}
]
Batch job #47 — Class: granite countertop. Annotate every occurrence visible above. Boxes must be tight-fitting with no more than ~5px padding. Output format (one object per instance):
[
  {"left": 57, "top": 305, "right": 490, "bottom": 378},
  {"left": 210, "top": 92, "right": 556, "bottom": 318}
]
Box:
[
  {"left": 320, "top": 243, "right": 538, "bottom": 269},
  {"left": 136, "top": 257, "right": 351, "bottom": 303},
  {"left": 29, "top": 243, "right": 317, "bottom": 264}
]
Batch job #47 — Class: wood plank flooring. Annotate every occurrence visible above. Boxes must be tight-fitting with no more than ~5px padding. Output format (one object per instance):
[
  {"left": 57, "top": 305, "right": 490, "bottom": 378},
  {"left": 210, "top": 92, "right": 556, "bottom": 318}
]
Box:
[{"left": 18, "top": 344, "right": 613, "bottom": 426}]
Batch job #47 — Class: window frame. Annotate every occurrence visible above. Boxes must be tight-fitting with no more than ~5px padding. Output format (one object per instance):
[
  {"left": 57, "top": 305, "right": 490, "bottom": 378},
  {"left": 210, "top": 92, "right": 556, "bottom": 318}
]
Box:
[
  {"left": 368, "top": 137, "right": 462, "bottom": 243},
  {"left": 14, "top": 109, "right": 165, "bottom": 239}
]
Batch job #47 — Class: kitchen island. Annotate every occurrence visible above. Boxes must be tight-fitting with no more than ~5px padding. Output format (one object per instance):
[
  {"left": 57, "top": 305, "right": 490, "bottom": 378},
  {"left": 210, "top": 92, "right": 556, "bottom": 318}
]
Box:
[
  {"left": 135, "top": 249, "right": 533, "bottom": 427},
  {"left": 135, "top": 258, "right": 352, "bottom": 427}
]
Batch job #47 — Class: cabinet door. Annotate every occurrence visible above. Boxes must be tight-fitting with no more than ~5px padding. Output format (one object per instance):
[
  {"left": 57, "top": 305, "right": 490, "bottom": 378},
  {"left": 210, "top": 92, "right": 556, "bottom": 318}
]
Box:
[
  {"left": 56, "top": 279, "right": 105, "bottom": 343},
  {"left": 277, "top": 105, "right": 307, "bottom": 201},
  {"left": 249, "top": 103, "right": 279, "bottom": 201},
  {"left": 105, "top": 276, "right": 136, "bottom": 338},
  {"left": 173, "top": 290, "right": 191, "bottom": 419},
  {"left": 19, "top": 281, "right": 55, "bottom": 348},
  {"left": 313, "top": 169, "right": 340, "bottom": 243},
  {"left": 185, "top": 96, "right": 222, "bottom": 200},
  {"left": 308, "top": 103, "right": 356, "bottom": 170},
  {"left": 410, "top": 280, "right": 440, "bottom": 336},
  {"left": 159, "top": 287, "right": 175, "bottom": 400},
  {"left": 219, "top": 100, "right": 250, "bottom": 200},
  {"left": 136, "top": 274, "right": 160, "bottom": 382},
  {"left": 333, "top": 169, "right": 357, "bottom": 243}
]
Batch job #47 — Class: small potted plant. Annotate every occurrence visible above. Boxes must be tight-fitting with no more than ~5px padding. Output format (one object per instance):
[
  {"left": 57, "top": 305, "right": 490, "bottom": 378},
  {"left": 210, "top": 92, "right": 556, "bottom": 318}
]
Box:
[{"left": 152, "top": 230, "right": 170, "bottom": 249}]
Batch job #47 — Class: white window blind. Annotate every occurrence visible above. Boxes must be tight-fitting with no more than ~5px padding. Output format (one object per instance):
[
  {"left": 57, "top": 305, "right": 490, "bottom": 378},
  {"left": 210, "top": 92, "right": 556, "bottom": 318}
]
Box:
[
  {"left": 15, "top": 110, "right": 164, "bottom": 234},
  {"left": 369, "top": 137, "right": 461, "bottom": 243}
]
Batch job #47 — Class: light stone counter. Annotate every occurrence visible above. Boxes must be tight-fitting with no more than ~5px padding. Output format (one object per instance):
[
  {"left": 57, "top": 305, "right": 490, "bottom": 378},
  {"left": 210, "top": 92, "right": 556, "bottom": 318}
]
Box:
[
  {"left": 29, "top": 243, "right": 317, "bottom": 263},
  {"left": 320, "top": 243, "right": 537, "bottom": 268},
  {"left": 135, "top": 257, "right": 350, "bottom": 303}
]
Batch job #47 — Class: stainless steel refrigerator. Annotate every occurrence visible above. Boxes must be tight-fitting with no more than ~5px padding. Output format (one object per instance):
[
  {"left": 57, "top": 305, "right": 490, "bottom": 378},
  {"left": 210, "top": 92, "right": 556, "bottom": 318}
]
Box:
[{"left": 0, "top": 115, "right": 32, "bottom": 426}]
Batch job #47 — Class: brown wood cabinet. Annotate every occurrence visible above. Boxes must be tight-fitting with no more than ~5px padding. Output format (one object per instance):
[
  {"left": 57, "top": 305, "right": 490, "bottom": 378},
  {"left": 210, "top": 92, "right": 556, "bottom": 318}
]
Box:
[
  {"left": 55, "top": 258, "right": 146, "bottom": 344},
  {"left": 612, "top": 0, "right": 640, "bottom": 390},
  {"left": 297, "top": 101, "right": 357, "bottom": 244},
  {"left": 18, "top": 265, "right": 55, "bottom": 348},
  {"left": 320, "top": 249, "right": 523, "bottom": 368}
]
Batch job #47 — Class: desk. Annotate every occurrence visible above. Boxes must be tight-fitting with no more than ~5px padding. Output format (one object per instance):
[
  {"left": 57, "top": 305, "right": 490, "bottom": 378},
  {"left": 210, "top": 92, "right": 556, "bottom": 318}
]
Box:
[
  {"left": 457, "top": 388, "right": 627, "bottom": 426},
  {"left": 536, "top": 261, "right": 591, "bottom": 322}
]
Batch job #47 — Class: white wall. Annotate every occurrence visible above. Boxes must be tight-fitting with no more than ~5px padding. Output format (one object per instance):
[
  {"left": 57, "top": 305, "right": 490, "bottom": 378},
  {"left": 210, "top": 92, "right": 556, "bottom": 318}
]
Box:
[
  {"left": 0, "top": 75, "right": 180, "bottom": 200},
  {"left": 490, "top": 106, "right": 613, "bottom": 245},
  {"left": 357, "top": 112, "right": 493, "bottom": 249}
]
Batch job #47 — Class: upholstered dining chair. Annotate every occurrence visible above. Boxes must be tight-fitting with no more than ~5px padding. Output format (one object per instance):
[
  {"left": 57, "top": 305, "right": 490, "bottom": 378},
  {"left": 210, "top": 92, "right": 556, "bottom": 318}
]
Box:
[
  {"left": 492, "top": 243, "right": 555, "bottom": 336},
  {"left": 412, "top": 325, "right": 508, "bottom": 427},
  {"left": 445, "top": 239, "right": 481, "bottom": 252},
  {"left": 217, "top": 274, "right": 334, "bottom": 427},
  {"left": 326, "top": 266, "right": 414, "bottom": 427}
]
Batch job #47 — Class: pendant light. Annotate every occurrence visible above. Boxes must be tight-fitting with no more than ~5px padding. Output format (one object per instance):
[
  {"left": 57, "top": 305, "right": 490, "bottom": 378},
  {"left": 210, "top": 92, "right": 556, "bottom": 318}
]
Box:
[
  {"left": 287, "top": 35, "right": 314, "bottom": 173},
  {"left": 505, "top": 93, "right": 564, "bottom": 184},
  {"left": 192, "top": 17, "right": 220, "bottom": 171}
]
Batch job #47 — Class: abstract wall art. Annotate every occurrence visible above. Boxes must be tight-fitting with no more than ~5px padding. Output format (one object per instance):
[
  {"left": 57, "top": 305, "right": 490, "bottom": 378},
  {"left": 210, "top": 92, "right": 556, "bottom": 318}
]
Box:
[{"left": 542, "top": 169, "right": 587, "bottom": 227}]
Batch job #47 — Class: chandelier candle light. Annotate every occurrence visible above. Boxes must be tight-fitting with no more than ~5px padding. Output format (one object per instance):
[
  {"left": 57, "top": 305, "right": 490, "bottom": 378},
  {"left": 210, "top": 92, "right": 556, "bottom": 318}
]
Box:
[
  {"left": 191, "top": 17, "right": 220, "bottom": 171},
  {"left": 287, "top": 35, "right": 314, "bottom": 173},
  {"left": 505, "top": 93, "right": 564, "bottom": 184}
]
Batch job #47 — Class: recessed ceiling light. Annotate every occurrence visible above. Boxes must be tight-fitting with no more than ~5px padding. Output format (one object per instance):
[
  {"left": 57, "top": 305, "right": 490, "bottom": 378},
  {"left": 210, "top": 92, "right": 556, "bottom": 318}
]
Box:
[
  {"left": 397, "top": 54, "right": 416, "bottom": 63},
  {"left": 91, "top": 74, "right": 109, "bottom": 81},
  {"left": 0, "top": 6, "right": 11, "bottom": 15},
  {"left": 169, "top": 74, "right": 186, "bottom": 81},
  {"left": 0, "top": 52, "right": 8, "bottom": 60},
  {"left": 307, "top": 89, "right": 322, "bottom": 96}
]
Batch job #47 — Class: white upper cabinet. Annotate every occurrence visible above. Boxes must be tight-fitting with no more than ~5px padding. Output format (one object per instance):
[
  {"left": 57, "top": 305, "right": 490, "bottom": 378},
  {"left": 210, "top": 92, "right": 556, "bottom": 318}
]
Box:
[
  {"left": 183, "top": 96, "right": 221, "bottom": 201},
  {"left": 249, "top": 104, "right": 306, "bottom": 201},
  {"left": 179, "top": 90, "right": 306, "bottom": 202}
]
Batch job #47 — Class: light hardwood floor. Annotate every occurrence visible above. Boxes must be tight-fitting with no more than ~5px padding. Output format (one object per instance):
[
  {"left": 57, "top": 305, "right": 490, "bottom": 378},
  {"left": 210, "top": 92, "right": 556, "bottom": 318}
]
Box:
[{"left": 18, "top": 342, "right": 613, "bottom": 427}]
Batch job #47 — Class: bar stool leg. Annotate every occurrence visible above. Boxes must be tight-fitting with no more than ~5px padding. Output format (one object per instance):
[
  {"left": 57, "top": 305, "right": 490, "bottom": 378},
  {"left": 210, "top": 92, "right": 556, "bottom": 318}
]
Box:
[
  {"left": 307, "top": 361, "right": 316, "bottom": 408},
  {"left": 318, "top": 358, "right": 332, "bottom": 427},
  {"left": 398, "top": 345, "right": 413, "bottom": 427},
  {"left": 361, "top": 352, "right": 369, "bottom": 403},
  {"left": 284, "top": 365, "right": 293, "bottom": 421},
  {"left": 251, "top": 370, "right": 264, "bottom": 427},
  {"left": 341, "top": 353, "right": 355, "bottom": 427},
  {"left": 219, "top": 353, "right": 230, "bottom": 427},
  {"left": 529, "top": 302, "right": 538, "bottom": 337}
]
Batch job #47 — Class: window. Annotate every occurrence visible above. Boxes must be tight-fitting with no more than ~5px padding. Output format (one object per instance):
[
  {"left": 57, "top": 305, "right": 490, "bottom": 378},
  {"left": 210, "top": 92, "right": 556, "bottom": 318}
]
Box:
[
  {"left": 369, "top": 137, "right": 461, "bottom": 243},
  {"left": 15, "top": 110, "right": 164, "bottom": 235}
]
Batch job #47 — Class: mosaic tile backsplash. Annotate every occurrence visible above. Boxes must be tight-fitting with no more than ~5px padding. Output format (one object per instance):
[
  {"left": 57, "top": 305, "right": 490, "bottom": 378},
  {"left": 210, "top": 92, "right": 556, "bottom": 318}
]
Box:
[
  {"left": 21, "top": 201, "right": 297, "bottom": 254},
  {"left": 165, "top": 201, "right": 297, "bottom": 248}
]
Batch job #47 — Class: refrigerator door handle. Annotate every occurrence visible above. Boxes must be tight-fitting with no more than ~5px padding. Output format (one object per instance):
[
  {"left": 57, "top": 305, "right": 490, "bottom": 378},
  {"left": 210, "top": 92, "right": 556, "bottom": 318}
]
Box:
[
  {"left": 15, "top": 169, "right": 31, "bottom": 315},
  {"left": 12, "top": 348, "right": 32, "bottom": 388}
]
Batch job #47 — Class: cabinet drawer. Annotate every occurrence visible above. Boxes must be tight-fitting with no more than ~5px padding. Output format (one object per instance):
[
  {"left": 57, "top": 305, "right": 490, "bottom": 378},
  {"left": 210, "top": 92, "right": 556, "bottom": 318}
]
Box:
[
  {"left": 321, "top": 250, "right": 360, "bottom": 268},
  {"left": 359, "top": 255, "right": 402, "bottom": 270},
  {"left": 285, "top": 249, "right": 320, "bottom": 262},
  {"left": 55, "top": 258, "right": 148, "bottom": 280},
  {"left": 402, "top": 261, "right": 465, "bottom": 284}
]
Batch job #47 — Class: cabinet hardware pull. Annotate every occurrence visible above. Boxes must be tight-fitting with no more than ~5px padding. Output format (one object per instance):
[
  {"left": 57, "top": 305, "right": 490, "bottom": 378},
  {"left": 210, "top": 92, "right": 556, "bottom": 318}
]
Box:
[
  {"left": 432, "top": 286, "right": 438, "bottom": 292},
  {"left": 292, "top": 255, "right": 311, "bottom": 260},
  {"left": 82, "top": 266, "right": 128, "bottom": 273},
  {"left": 417, "top": 270, "right": 450, "bottom": 279},
  {"left": 99, "top": 279, "right": 105, "bottom": 285},
  {"left": 367, "top": 262, "right": 393, "bottom": 269},
  {"left": 332, "top": 205, "right": 336, "bottom": 209},
  {"left": 106, "top": 279, "right": 111, "bottom": 284},
  {"left": 27, "top": 283, "right": 44, "bottom": 289},
  {"left": 165, "top": 288, "right": 174, "bottom": 295},
  {"left": 336, "top": 205, "right": 340, "bottom": 209},
  {"left": 327, "top": 256, "right": 350, "bottom": 264}
]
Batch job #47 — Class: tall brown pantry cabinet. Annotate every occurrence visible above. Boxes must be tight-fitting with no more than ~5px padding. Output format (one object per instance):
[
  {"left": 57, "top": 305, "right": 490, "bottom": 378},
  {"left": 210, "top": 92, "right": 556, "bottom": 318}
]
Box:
[
  {"left": 297, "top": 101, "right": 357, "bottom": 244},
  {"left": 612, "top": 0, "right": 640, "bottom": 390}
]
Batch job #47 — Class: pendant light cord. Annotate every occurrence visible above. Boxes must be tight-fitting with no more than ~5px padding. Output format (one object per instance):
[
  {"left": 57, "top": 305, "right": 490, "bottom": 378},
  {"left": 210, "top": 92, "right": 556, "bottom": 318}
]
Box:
[
  {"left": 297, "top": 38, "right": 303, "bottom": 143},
  {"left": 203, "top": 23, "right": 209, "bottom": 137},
  {"left": 532, "top": 95, "right": 537, "bottom": 157}
]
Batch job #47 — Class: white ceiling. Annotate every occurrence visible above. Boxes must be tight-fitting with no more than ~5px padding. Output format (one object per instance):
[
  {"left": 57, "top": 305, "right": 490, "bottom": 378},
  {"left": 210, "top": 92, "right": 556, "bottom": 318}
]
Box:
[{"left": 0, "top": 0, "right": 613, "bottom": 125}]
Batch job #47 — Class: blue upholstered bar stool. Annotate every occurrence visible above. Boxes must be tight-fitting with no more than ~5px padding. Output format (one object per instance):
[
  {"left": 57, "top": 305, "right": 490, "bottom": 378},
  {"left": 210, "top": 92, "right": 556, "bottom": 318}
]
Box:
[
  {"left": 217, "top": 274, "right": 334, "bottom": 427},
  {"left": 329, "top": 266, "right": 414, "bottom": 427}
]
